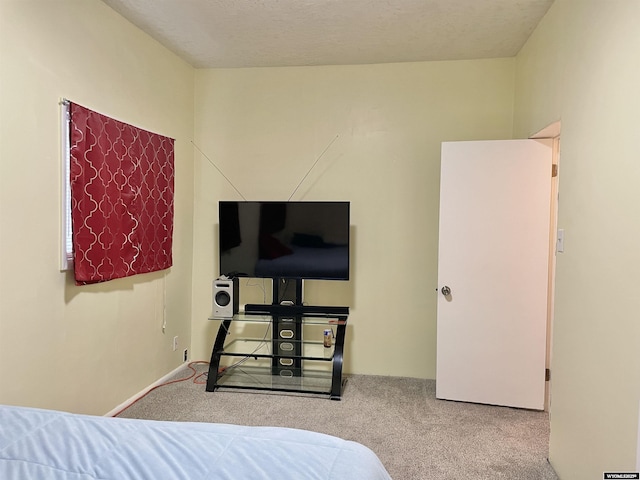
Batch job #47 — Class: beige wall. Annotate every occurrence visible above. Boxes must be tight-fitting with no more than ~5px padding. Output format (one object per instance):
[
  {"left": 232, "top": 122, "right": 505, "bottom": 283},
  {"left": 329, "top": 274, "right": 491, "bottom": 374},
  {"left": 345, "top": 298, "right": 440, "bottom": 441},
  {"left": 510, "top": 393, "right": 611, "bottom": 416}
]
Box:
[
  {"left": 0, "top": 0, "right": 195, "bottom": 414},
  {"left": 192, "top": 60, "right": 516, "bottom": 377},
  {"left": 514, "top": 0, "right": 640, "bottom": 476}
]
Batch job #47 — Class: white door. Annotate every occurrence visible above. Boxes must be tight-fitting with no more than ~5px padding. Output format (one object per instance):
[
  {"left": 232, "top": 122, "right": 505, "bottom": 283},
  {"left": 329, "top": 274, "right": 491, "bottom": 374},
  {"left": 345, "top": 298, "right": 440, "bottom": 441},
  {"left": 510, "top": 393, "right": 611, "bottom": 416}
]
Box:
[{"left": 436, "top": 139, "right": 552, "bottom": 410}]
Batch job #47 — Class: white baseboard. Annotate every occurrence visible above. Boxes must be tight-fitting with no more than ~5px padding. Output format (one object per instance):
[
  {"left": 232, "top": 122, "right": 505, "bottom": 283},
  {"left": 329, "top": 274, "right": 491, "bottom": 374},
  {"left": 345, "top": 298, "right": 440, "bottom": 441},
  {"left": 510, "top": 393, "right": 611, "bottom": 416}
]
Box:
[{"left": 104, "top": 362, "right": 190, "bottom": 417}]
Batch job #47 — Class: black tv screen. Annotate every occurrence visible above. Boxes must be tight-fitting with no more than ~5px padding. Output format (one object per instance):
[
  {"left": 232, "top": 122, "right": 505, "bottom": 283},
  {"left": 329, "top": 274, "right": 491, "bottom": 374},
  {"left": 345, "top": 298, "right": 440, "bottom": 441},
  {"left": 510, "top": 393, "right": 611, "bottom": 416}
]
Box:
[{"left": 219, "top": 201, "right": 350, "bottom": 281}]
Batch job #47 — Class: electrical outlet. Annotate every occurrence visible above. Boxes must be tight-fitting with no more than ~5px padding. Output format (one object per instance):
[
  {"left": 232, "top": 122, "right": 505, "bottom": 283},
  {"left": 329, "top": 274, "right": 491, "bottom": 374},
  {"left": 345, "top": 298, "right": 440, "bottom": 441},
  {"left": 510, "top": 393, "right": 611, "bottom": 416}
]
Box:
[
  {"left": 172, "top": 336, "right": 178, "bottom": 351},
  {"left": 183, "top": 349, "right": 188, "bottom": 362}
]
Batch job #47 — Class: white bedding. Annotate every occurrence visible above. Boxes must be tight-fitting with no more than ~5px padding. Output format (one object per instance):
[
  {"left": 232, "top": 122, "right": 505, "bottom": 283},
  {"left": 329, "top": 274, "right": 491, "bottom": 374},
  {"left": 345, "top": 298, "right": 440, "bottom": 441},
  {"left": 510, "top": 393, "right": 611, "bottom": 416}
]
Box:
[{"left": 0, "top": 405, "right": 391, "bottom": 479}]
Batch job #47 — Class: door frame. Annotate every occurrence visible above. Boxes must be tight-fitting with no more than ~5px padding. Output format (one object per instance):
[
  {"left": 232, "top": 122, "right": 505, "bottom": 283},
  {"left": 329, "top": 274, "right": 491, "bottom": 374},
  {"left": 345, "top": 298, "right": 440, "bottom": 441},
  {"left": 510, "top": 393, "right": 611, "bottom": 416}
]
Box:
[{"left": 531, "top": 121, "right": 561, "bottom": 411}]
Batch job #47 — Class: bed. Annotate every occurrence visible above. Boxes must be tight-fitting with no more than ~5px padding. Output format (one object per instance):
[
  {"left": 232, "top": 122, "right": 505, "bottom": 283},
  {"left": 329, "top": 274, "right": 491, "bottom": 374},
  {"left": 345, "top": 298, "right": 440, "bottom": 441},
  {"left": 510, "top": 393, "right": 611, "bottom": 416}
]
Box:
[{"left": 0, "top": 405, "right": 391, "bottom": 480}]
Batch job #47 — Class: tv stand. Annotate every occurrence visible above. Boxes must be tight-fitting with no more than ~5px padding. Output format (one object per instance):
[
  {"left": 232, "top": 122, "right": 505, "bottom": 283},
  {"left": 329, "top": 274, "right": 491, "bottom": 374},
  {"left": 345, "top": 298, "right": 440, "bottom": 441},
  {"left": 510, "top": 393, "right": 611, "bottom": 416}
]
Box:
[{"left": 206, "top": 279, "right": 349, "bottom": 400}]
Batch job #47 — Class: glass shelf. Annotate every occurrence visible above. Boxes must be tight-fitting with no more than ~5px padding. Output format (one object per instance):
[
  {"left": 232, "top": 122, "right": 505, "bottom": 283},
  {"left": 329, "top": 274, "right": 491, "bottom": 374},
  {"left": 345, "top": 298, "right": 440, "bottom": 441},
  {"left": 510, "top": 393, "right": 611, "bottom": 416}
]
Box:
[
  {"left": 209, "top": 312, "right": 346, "bottom": 326},
  {"left": 215, "top": 366, "right": 334, "bottom": 394},
  {"left": 223, "top": 339, "right": 334, "bottom": 360}
]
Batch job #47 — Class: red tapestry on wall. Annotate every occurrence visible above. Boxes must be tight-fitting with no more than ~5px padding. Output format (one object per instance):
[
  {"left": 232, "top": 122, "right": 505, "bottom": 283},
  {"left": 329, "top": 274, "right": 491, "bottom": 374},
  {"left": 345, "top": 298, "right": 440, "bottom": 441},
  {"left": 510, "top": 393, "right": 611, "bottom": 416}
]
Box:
[{"left": 69, "top": 102, "right": 174, "bottom": 284}]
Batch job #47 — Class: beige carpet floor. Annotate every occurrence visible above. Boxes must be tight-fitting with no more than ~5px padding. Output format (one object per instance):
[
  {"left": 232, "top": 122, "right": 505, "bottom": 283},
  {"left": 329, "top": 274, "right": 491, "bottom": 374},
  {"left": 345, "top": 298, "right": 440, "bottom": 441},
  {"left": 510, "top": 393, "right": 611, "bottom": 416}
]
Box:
[{"left": 117, "top": 364, "right": 558, "bottom": 480}]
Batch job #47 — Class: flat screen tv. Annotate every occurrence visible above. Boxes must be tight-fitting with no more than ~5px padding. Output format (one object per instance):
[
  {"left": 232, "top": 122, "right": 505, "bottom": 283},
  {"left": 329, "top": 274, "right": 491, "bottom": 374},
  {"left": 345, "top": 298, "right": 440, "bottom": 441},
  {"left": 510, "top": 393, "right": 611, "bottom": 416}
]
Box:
[{"left": 219, "top": 201, "right": 350, "bottom": 281}]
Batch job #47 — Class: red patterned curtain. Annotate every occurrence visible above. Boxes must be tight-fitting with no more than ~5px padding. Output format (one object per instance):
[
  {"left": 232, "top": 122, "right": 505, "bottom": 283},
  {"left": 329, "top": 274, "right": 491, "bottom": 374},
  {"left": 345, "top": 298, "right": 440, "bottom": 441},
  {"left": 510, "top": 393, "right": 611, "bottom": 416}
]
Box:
[{"left": 69, "top": 103, "right": 174, "bottom": 284}]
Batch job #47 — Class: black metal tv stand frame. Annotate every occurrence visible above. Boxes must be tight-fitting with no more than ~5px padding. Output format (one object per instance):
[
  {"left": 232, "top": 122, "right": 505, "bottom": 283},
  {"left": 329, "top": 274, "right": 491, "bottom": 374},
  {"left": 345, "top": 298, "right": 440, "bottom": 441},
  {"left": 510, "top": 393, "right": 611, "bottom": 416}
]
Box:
[{"left": 206, "top": 278, "right": 349, "bottom": 400}]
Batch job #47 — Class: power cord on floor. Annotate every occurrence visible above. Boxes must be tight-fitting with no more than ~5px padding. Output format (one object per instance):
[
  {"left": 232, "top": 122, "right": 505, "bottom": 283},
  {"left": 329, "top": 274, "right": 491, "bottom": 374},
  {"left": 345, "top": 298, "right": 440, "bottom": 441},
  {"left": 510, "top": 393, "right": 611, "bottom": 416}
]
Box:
[{"left": 111, "top": 361, "right": 210, "bottom": 417}]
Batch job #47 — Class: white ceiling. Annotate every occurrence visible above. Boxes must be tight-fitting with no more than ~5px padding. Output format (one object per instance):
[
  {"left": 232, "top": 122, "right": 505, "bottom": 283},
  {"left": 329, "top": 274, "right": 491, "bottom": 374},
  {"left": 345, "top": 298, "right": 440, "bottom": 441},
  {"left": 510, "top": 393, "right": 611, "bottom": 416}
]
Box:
[{"left": 101, "top": 0, "right": 554, "bottom": 69}]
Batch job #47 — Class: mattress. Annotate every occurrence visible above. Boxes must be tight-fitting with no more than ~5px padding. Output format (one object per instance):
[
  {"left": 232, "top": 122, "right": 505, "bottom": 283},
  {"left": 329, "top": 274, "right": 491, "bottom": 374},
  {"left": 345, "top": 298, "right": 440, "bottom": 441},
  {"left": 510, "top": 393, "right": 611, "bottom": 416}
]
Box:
[{"left": 0, "top": 405, "right": 391, "bottom": 480}]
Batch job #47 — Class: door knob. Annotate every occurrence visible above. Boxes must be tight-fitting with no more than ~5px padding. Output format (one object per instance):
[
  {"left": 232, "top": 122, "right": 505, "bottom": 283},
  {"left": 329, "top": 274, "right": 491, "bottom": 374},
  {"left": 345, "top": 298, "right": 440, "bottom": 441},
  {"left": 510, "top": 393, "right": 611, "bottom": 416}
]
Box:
[{"left": 441, "top": 286, "right": 451, "bottom": 296}]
